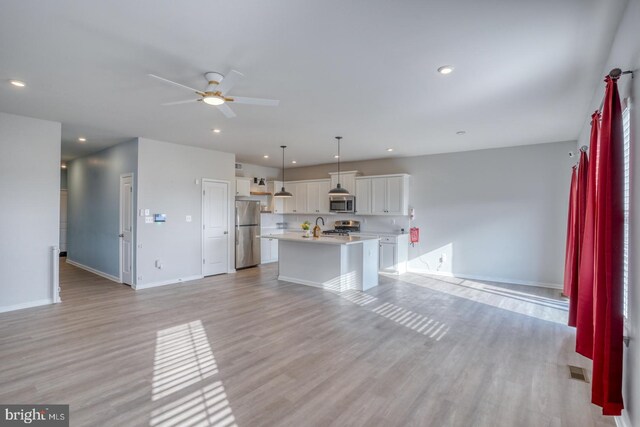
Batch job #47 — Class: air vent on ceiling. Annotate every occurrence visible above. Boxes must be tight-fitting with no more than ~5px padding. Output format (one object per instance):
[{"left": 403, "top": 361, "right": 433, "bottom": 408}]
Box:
[
  {"left": 235, "top": 163, "right": 243, "bottom": 170},
  {"left": 568, "top": 365, "right": 589, "bottom": 383}
]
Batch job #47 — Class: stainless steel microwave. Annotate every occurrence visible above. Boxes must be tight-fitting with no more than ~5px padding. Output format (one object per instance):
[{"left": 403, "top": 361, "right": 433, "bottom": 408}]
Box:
[{"left": 329, "top": 195, "right": 356, "bottom": 213}]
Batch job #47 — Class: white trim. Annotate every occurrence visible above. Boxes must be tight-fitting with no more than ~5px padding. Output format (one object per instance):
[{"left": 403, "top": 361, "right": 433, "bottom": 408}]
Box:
[
  {"left": 277, "top": 275, "right": 324, "bottom": 288},
  {"left": 66, "top": 258, "right": 121, "bottom": 283},
  {"left": 406, "top": 267, "right": 562, "bottom": 289},
  {"left": 615, "top": 413, "right": 631, "bottom": 427},
  {"left": 135, "top": 275, "right": 204, "bottom": 290},
  {"left": 0, "top": 299, "right": 53, "bottom": 313}
]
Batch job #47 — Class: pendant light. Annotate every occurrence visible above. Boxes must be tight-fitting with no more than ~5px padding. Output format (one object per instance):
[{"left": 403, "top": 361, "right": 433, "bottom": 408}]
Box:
[
  {"left": 274, "top": 145, "right": 293, "bottom": 198},
  {"left": 329, "top": 136, "right": 350, "bottom": 195}
]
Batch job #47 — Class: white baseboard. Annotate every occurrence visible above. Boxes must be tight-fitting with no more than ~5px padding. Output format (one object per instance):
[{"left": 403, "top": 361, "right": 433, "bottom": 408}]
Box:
[
  {"left": 135, "top": 275, "right": 204, "bottom": 290},
  {"left": 406, "top": 268, "right": 562, "bottom": 290},
  {"left": 66, "top": 259, "right": 121, "bottom": 283},
  {"left": 0, "top": 298, "right": 53, "bottom": 314},
  {"left": 615, "top": 413, "right": 631, "bottom": 427}
]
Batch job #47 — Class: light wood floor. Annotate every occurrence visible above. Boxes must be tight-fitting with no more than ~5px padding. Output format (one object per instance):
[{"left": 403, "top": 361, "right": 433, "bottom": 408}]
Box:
[{"left": 0, "top": 260, "right": 614, "bottom": 427}]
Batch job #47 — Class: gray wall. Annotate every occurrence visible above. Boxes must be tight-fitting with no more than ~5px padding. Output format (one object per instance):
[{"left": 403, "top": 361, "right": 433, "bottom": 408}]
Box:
[
  {"left": 577, "top": 0, "right": 639, "bottom": 424},
  {"left": 286, "top": 141, "right": 575, "bottom": 287},
  {"left": 136, "top": 138, "right": 235, "bottom": 288},
  {"left": 67, "top": 139, "right": 138, "bottom": 279},
  {"left": 0, "top": 112, "right": 61, "bottom": 311}
]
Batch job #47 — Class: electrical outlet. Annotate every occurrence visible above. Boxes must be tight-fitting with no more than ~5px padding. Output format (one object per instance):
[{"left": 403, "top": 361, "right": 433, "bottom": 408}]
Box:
[
  {"left": 137, "top": 275, "right": 143, "bottom": 281},
  {"left": 144, "top": 209, "right": 150, "bottom": 216},
  {"left": 186, "top": 215, "right": 192, "bottom": 222},
  {"left": 137, "top": 243, "right": 143, "bottom": 248}
]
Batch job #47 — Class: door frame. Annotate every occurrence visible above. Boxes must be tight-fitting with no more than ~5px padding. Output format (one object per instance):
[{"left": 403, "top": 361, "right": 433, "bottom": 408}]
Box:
[
  {"left": 201, "top": 178, "right": 233, "bottom": 277},
  {"left": 119, "top": 173, "right": 134, "bottom": 285}
]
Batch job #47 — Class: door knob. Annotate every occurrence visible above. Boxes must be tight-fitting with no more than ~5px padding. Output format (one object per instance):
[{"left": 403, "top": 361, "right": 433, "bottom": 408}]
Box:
[
  {"left": 223, "top": 231, "right": 228, "bottom": 234},
  {"left": 118, "top": 233, "right": 124, "bottom": 238}
]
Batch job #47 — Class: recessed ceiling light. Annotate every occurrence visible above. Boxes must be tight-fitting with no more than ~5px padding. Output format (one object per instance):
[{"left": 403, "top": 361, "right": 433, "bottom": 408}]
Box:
[
  {"left": 334, "top": 155, "right": 340, "bottom": 159},
  {"left": 212, "top": 129, "right": 221, "bottom": 133},
  {"left": 291, "top": 160, "right": 297, "bottom": 164},
  {"left": 10, "top": 80, "right": 26, "bottom": 87},
  {"left": 456, "top": 130, "right": 466, "bottom": 135},
  {"left": 386, "top": 148, "right": 394, "bottom": 152},
  {"left": 78, "top": 137, "right": 86, "bottom": 142},
  {"left": 61, "top": 164, "right": 67, "bottom": 169},
  {"left": 263, "top": 155, "right": 269, "bottom": 159},
  {"left": 437, "top": 65, "right": 454, "bottom": 75}
]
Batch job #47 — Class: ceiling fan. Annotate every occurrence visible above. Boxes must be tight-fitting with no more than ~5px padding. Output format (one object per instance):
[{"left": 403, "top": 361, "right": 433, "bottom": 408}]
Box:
[{"left": 148, "top": 70, "right": 279, "bottom": 118}]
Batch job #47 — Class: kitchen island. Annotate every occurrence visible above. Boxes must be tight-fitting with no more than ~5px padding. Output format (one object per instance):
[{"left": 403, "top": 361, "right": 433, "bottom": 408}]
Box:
[{"left": 261, "top": 232, "right": 380, "bottom": 291}]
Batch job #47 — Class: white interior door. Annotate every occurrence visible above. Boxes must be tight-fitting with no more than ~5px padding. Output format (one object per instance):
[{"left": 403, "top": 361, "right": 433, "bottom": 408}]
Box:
[
  {"left": 119, "top": 174, "right": 134, "bottom": 285},
  {"left": 59, "top": 190, "right": 68, "bottom": 253},
  {"left": 203, "top": 180, "right": 229, "bottom": 276}
]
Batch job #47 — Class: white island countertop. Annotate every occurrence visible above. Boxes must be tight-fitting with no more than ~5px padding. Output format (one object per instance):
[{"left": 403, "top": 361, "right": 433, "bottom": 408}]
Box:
[{"left": 261, "top": 232, "right": 379, "bottom": 246}]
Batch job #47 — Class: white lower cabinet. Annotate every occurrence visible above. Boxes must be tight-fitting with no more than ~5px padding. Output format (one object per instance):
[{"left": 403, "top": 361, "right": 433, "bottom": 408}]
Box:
[
  {"left": 379, "top": 242, "right": 396, "bottom": 272},
  {"left": 261, "top": 234, "right": 280, "bottom": 264},
  {"left": 354, "top": 233, "right": 408, "bottom": 274}
]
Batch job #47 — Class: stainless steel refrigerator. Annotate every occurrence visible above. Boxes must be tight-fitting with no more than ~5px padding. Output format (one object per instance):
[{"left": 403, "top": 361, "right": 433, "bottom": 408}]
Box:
[{"left": 235, "top": 200, "right": 261, "bottom": 269}]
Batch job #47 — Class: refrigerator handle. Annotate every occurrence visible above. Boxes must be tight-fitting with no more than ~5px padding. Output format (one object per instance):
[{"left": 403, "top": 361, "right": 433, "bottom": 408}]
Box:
[{"left": 236, "top": 228, "right": 239, "bottom": 245}]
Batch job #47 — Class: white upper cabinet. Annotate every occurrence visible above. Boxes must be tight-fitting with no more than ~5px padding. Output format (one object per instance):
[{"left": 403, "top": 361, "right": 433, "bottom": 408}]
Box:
[
  {"left": 306, "top": 180, "right": 331, "bottom": 214},
  {"left": 295, "top": 182, "right": 307, "bottom": 213},
  {"left": 318, "top": 180, "right": 331, "bottom": 213},
  {"left": 355, "top": 178, "right": 372, "bottom": 215},
  {"left": 284, "top": 182, "right": 296, "bottom": 213},
  {"left": 278, "top": 174, "right": 408, "bottom": 216},
  {"left": 361, "top": 174, "right": 409, "bottom": 216},
  {"left": 370, "top": 178, "right": 387, "bottom": 214},
  {"left": 307, "top": 181, "right": 320, "bottom": 213},
  {"left": 385, "top": 176, "right": 405, "bottom": 215},
  {"left": 236, "top": 177, "right": 251, "bottom": 197}
]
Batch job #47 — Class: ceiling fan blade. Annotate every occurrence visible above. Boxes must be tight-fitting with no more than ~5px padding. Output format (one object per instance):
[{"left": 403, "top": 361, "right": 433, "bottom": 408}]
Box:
[
  {"left": 161, "top": 99, "right": 199, "bottom": 106},
  {"left": 217, "top": 70, "right": 244, "bottom": 94},
  {"left": 148, "top": 74, "right": 203, "bottom": 94},
  {"left": 230, "top": 96, "right": 280, "bottom": 106},
  {"left": 216, "top": 103, "right": 237, "bottom": 118}
]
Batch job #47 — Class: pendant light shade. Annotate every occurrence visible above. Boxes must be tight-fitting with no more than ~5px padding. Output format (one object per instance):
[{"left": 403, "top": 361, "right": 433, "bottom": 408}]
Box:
[
  {"left": 274, "top": 145, "right": 293, "bottom": 198},
  {"left": 329, "top": 136, "right": 350, "bottom": 195}
]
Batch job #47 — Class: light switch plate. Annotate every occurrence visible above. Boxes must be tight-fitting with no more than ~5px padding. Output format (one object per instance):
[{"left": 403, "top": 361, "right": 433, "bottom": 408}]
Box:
[
  {"left": 145, "top": 216, "right": 153, "bottom": 224},
  {"left": 144, "top": 209, "right": 150, "bottom": 216},
  {"left": 186, "top": 215, "right": 192, "bottom": 222},
  {"left": 139, "top": 209, "right": 144, "bottom": 217}
]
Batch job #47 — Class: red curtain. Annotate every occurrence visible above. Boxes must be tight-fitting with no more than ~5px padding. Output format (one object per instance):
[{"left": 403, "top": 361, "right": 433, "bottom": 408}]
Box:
[
  {"left": 576, "top": 111, "right": 601, "bottom": 358},
  {"left": 567, "top": 150, "right": 589, "bottom": 326},
  {"left": 591, "top": 75, "right": 625, "bottom": 416},
  {"left": 564, "top": 166, "right": 578, "bottom": 300}
]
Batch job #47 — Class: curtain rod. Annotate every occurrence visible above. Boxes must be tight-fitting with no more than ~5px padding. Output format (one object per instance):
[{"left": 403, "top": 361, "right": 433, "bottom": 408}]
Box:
[
  {"left": 608, "top": 68, "right": 634, "bottom": 78},
  {"left": 598, "top": 68, "right": 634, "bottom": 111}
]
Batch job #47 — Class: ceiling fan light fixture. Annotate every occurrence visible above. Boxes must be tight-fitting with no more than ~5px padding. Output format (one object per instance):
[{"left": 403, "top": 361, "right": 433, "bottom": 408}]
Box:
[{"left": 203, "top": 95, "right": 225, "bottom": 106}]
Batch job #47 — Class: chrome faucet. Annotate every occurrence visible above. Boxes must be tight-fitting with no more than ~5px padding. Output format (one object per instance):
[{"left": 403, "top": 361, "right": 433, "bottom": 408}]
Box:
[{"left": 315, "top": 217, "right": 325, "bottom": 226}]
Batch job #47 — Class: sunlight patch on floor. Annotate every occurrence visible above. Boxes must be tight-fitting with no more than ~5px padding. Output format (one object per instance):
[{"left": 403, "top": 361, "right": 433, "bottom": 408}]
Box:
[
  {"left": 151, "top": 320, "right": 237, "bottom": 427},
  {"left": 337, "top": 290, "right": 449, "bottom": 340},
  {"left": 399, "top": 273, "right": 568, "bottom": 324}
]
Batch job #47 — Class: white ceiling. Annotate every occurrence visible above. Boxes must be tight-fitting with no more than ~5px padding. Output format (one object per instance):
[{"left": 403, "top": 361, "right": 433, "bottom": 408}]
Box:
[{"left": 0, "top": 0, "right": 628, "bottom": 166}]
